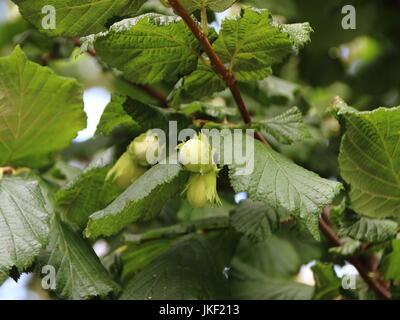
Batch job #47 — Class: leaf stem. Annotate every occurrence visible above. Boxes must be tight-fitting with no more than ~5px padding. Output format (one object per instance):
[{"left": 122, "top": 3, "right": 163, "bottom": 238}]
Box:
[
  {"left": 200, "top": 2, "right": 209, "bottom": 36},
  {"left": 133, "top": 84, "right": 169, "bottom": 108}
]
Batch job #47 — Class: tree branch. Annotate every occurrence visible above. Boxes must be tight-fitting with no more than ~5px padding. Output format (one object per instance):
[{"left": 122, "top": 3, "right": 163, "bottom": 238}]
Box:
[
  {"left": 320, "top": 208, "right": 392, "bottom": 299},
  {"left": 167, "top": 0, "right": 392, "bottom": 300},
  {"left": 133, "top": 84, "right": 169, "bottom": 108},
  {"left": 71, "top": 37, "right": 168, "bottom": 108},
  {"left": 71, "top": 37, "right": 97, "bottom": 58},
  {"left": 0, "top": 166, "right": 14, "bottom": 175},
  {"left": 167, "top": 0, "right": 269, "bottom": 145}
]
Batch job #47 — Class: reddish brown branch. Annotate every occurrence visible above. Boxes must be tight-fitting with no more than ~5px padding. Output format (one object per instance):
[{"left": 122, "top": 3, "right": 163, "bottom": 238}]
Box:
[
  {"left": 167, "top": 0, "right": 269, "bottom": 145},
  {"left": 0, "top": 167, "right": 14, "bottom": 175},
  {"left": 71, "top": 38, "right": 168, "bottom": 108},
  {"left": 319, "top": 210, "right": 392, "bottom": 299},
  {"left": 134, "top": 84, "right": 169, "bottom": 108},
  {"left": 71, "top": 37, "right": 97, "bottom": 57}
]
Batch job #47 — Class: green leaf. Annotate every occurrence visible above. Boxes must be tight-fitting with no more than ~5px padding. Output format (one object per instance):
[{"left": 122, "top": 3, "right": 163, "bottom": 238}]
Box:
[
  {"left": 278, "top": 23, "right": 313, "bottom": 50},
  {"left": 336, "top": 104, "right": 400, "bottom": 218},
  {"left": 230, "top": 232, "right": 319, "bottom": 300},
  {"left": 120, "top": 217, "right": 230, "bottom": 281},
  {"left": 168, "top": 63, "right": 225, "bottom": 106},
  {"left": 312, "top": 262, "right": 341, "bottom": 300},
  {"left": 120, "top": 231, "right": 239, "bottom": 299},
  {"left": 230, "top": 199, "right": 285, "bottom": 243},
  {"left": 257, "top": 107, "right": 311, "bottom": 145},
  {"left": 231, "top": 260, "right": 314, "bottom": 299},
  {"left": 121, "top": 239, "right": 174, "bottom": 282},
  {"left": 381, "top": 239, "right": 400, "bottom": 283},
  {"left": 0, "top": 46, "right": 86, "bottom": 168},
  {"left": 95, "top": 94, "right": 140, "bottom": 136},
  {"left": 339, "top": 216, "right": 398, "bottom": 243},
  {"left": 36, "top": 215, "right": 120, "bottom": 299},
  {"left": 94, "top": 13, "right": 202, "bottom": 84},
  {"left": 85, "top": 162, "right": 189, "bottom": 239},
  {"left": 41, "top": 161, "right": 82, "bottom": 188},
  {"left": 213, "top": 8, "right": 293, "bottom": 82},
  {"left": 239, "top": 76, "right": 300, "bottom": 106},
  {"left": 0, "top": 175, "right": 53, "bottom": 284},
  {"left": 123, "top": 97, "right": 192, "bottom": 134},
  {"left": 180, "top": 0, "right": 236, "bottom": 12},
  {"left": 228, "top": 136, "right": 342, "bottom": 238},
  {"left": 329, "top": 237, "right": 362, "bottom": 256},
  {"left": 177, "top": 198, "right": 234, "bottom": 221},
  {"left": 55, "top": 149, "right": 123, "bottom": 228},
  {"left": 11, "top": 0, "right": 146, "bottom": 37}
]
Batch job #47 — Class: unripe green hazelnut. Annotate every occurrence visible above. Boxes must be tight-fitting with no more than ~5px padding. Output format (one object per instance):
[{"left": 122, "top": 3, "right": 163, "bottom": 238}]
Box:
[
  {"left": 186, "top": 171, "right": 221, "bottom": 208},
  {"left": 106, "top": 152, "right": 146, "bottom": 189},
  {"left": 178, "top": 134, "right": 216, "bottom": 174},
  {"left": 128, "top": 131, "right": 160, "bottom": 167}
]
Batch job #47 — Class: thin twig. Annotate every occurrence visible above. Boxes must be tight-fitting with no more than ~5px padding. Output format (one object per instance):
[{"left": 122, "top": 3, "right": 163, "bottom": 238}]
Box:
[
  {"left": 71, "top": 37, "right": 97, "bottom": 57},
  {"left": 167, "top": 0, "right": 392, "bottom": 300},
  {"left": 133, "top": 84, "right": 169, "bottom": 108},
  {"left": 322, "top": 207, "right": 389, "bottom": 290},
  {"left": 71, "top": 37, "right": 169, "bottom": 108},
  {"left": 320, "top": 209, "right": 392, "bottom": 299},
  {"left": 0, "top": 167, "right": 14, "bottom": 175}
]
